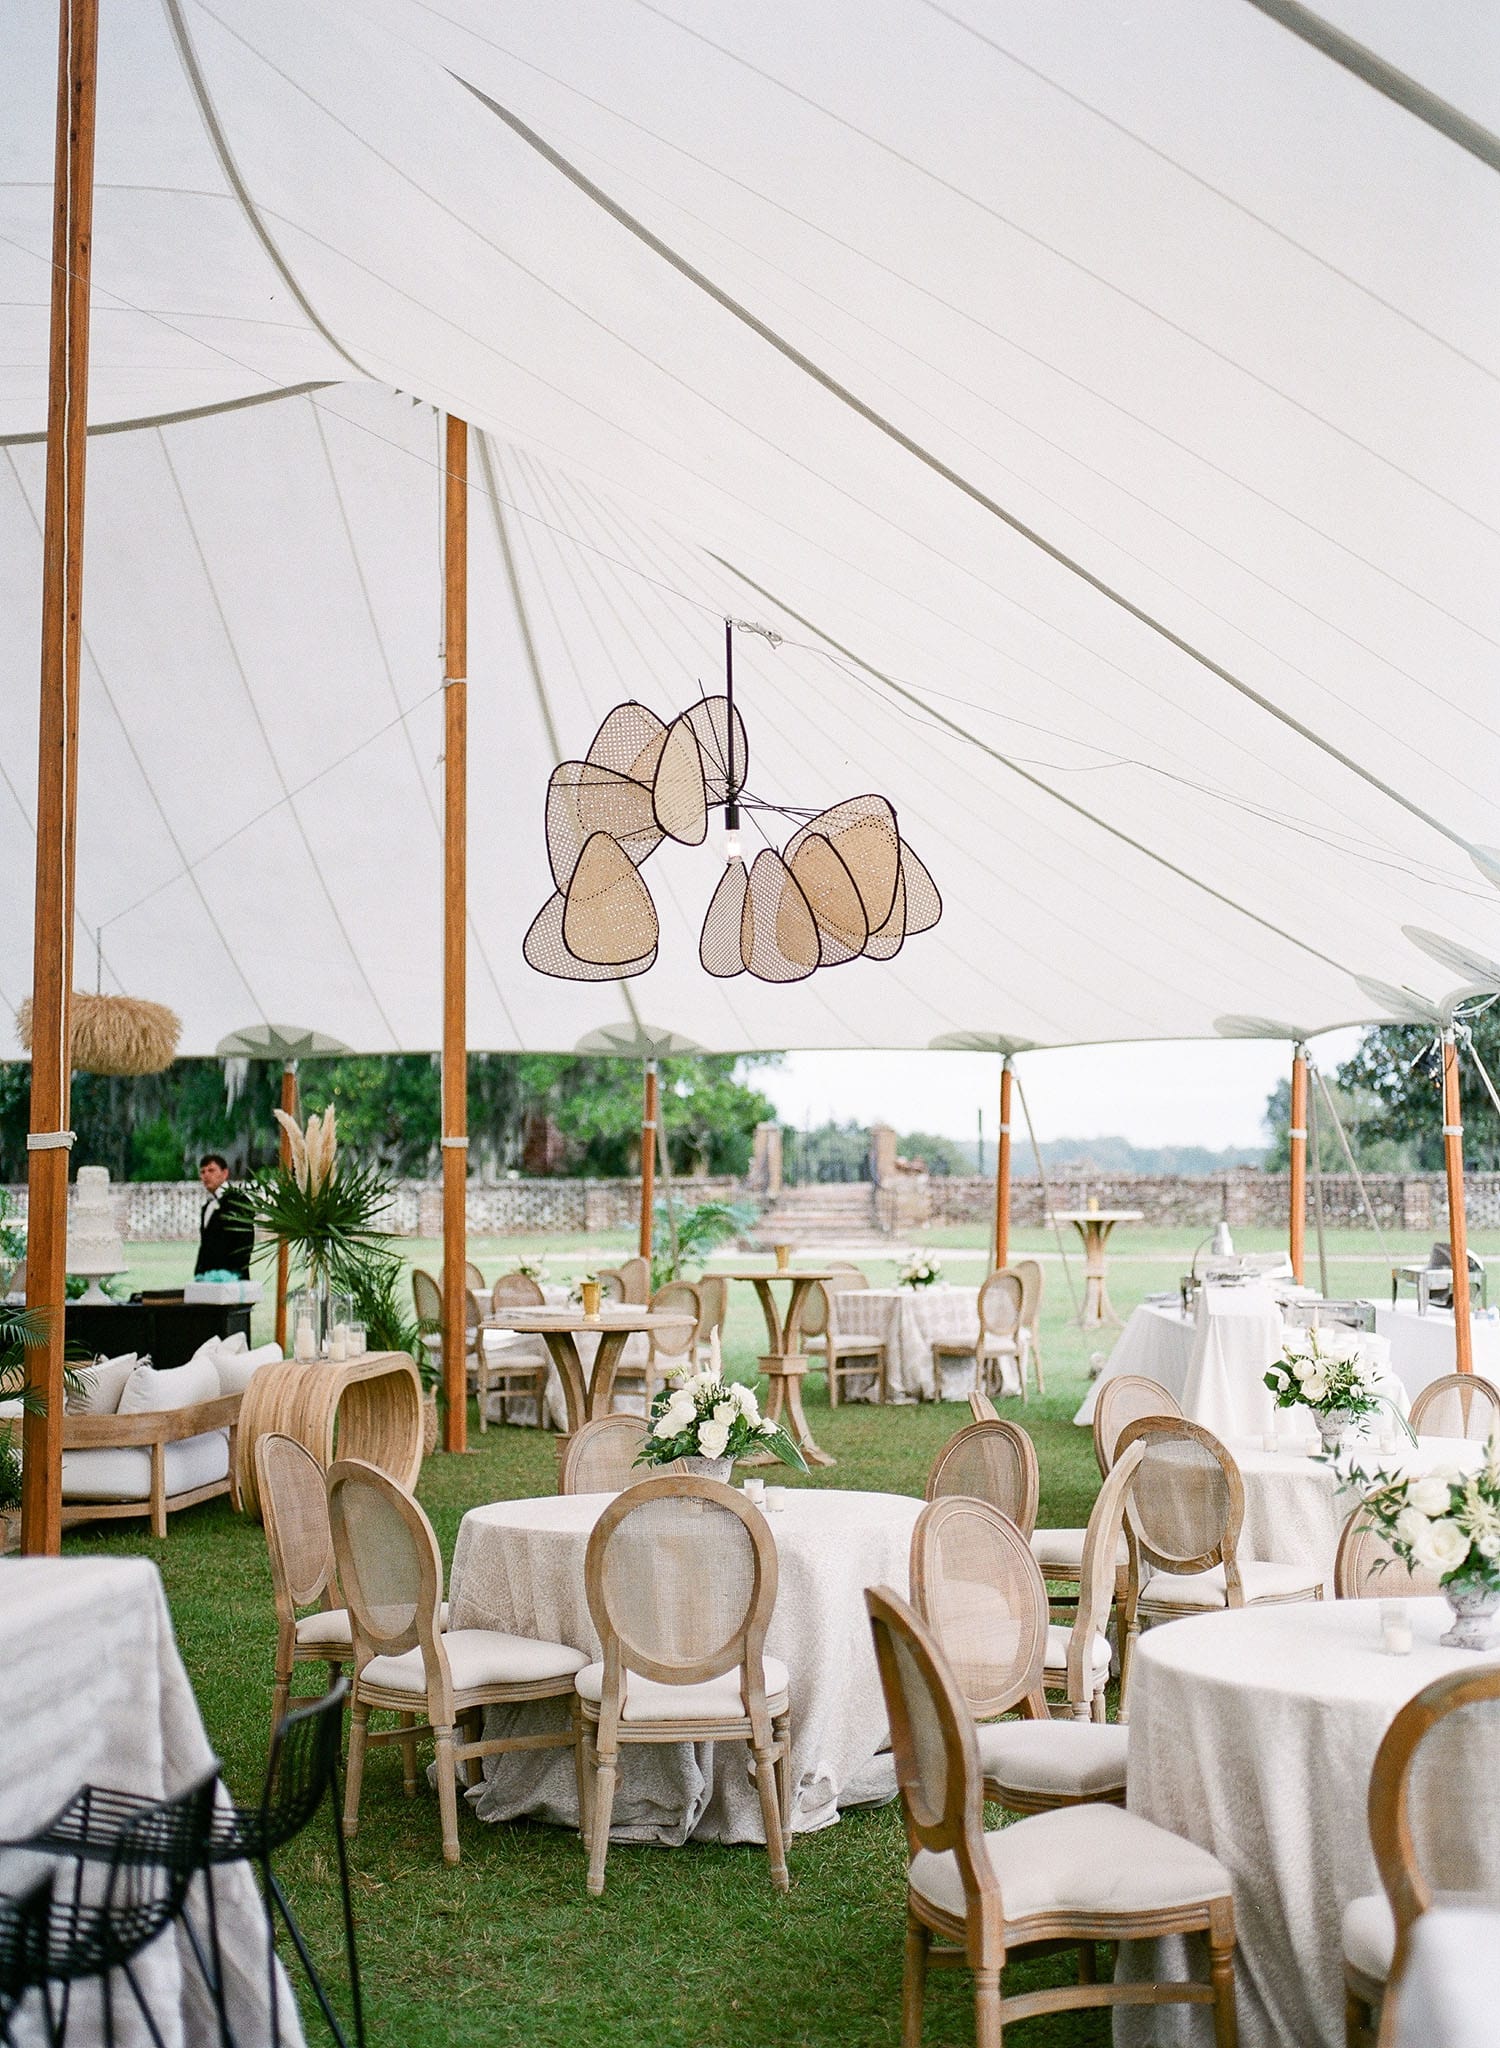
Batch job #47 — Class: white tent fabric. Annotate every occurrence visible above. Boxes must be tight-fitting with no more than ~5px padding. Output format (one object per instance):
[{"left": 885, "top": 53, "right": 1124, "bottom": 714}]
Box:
[{"left": 2, "top": 0, "right": 1499, "bottom": 1054}]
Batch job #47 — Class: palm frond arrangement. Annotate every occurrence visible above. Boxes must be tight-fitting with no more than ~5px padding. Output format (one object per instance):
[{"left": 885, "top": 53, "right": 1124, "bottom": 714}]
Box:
[{"left": 247, "top": 1106, "right": 399, "bottom": 1295}]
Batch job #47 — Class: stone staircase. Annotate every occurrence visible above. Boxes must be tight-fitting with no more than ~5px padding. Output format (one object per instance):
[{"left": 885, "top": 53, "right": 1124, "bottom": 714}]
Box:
[{"left": 753, "top": 1181, "right": 889, "bottom": 1248}]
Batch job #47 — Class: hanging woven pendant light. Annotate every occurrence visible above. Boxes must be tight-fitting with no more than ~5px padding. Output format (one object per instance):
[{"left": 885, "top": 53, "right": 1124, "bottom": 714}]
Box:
[{"left": 17, "top": 990, "right": 181, "bottom": 1076}]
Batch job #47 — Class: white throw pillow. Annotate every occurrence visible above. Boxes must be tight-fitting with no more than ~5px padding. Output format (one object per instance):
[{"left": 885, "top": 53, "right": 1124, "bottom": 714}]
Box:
[
  {"left": 188, "top": 1331, "right": 248, "bottom": 1373},
  {"left": 117, "top": 1356, "right": 220, "bottom": 1415},
  {"left": 65, "top": 1352, "right": 139, "bottom": 1416},
  {"left": 214, "top": 1341, "right": 283, "bottom": 1397}
]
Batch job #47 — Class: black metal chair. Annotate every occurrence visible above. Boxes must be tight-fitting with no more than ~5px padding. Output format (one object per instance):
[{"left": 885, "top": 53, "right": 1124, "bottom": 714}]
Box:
[{"left": 0, "top": 1873, "right": 55, "bottom": 2048}]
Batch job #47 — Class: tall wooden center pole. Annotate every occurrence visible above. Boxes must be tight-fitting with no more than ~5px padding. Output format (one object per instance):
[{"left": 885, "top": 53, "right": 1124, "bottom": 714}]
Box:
[
  {"left": 273, "top": 1061, "right": 298, "bottom": 1352},
  {"left": 1441, "top": 1030, "right": 1474, "bottom": 1374},
  {"left": 1288, "top": 1043, "right": 1308, "bottom": 1287},
  {"left": 992, "top": 1056, "right": 1013, "bottom": 1270},
  {"left": 441, "top": 416, "right": 470, "bottom": 1452},
  {"left": 22, "top": 0, "right": 98, "bottom": 1557},
  {"left": 639, "top": 1060, "right": 659, "bottom": 1264}
]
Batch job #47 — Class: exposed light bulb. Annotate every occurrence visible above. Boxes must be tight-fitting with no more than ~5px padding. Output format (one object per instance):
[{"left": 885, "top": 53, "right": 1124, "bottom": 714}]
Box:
[{"left": 724, "top": 826, "right": 742, "bottom": 864}]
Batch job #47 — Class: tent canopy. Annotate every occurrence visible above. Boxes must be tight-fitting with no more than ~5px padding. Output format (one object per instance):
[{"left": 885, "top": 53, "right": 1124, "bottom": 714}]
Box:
[{"left": 3, "top": 1, "right": 1498, "bottom": 1055}]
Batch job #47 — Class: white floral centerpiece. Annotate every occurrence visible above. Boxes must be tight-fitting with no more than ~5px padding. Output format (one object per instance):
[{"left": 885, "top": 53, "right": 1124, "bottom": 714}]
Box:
[
  {"left": 898, "top": 1253, "right": 943, "bottom": 1291},
  {"left": 1334, "top": 1440, "right": 1500, "bottom": 1649},
  {"left": 1263, "top": 1325, "right": 1410, "bottom": 1453},
  {"left": 636, "top": 1333, "right": 809, "bottom": 1481}
]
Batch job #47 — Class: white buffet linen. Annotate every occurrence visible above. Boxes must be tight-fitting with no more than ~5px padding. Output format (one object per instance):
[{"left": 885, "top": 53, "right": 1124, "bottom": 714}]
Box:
[
  {"left": 1393, "top": 1909, "right": 1500, "bottom": 2048},
  {"left": 828, "top": 1285, "right": 984, "bottom": 1402},
  {"left": 1233, "top": 1437, "right": 1484, "bottom": 1594},
  {"left": 1178, "top": 1281, "right": 1284, "bottom": 1443},
  {"left": 1074, "top": 1300, "right": 1196, "bottom": 1427},
  {"left": 0, "top": 1557, "right": 300, "bottom": 2048},
  {"left": 448, "top": 1487, "right": 922, "bottom": 1842},
  {"left": 1374, "top": 1303, "right": 1500, "bottom": 1406},
  {"left": 1122, "top": 1599, "right": 1500, "bottom": 2048}
]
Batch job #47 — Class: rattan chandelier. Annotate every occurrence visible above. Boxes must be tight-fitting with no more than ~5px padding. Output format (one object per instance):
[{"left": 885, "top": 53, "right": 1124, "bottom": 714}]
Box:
[{"left": 524, "top": 622, "right": 941, "bottom": 985}]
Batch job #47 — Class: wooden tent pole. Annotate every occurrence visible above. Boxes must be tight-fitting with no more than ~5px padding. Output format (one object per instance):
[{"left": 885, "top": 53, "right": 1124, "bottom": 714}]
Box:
[
  {"left": 441, "top": 415, "right": 469, "bottom": 1452},
  {"left": 22, "top": 0, "right": 98, "bottom": 1558},
  {"left": 993, "top": 1056, "right": 1013, "bottom": 1270},
  {"left": 1288, "top": 1043, "right": 1308, "bottom": 1286},
  {"left": 1442, "top": 1029, "right": 1474, "bottom": 1374},
  {"left": 639, "top": 1059, "right": 659, "bottom": 1263},
  {"left": 274, "top": 1061, "right": 298, "bottom": 1352}
]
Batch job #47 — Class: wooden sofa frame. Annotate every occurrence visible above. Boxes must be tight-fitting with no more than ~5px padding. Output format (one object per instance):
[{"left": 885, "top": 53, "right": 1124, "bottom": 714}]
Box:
[{"left": 60, "top": 1392, "right": 243, "bottom": 1539}]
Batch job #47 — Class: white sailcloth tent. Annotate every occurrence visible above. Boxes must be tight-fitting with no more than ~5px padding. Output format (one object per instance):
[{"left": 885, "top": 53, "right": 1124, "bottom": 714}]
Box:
[{"left": 3, "top": 0, "right": 1500, "bottom": 1055}]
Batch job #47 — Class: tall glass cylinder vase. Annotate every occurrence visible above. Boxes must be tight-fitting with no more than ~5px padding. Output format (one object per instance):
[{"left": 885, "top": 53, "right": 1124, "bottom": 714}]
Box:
[{"left": 290, "top": 1260, "right": 332, "bottom": 1359}]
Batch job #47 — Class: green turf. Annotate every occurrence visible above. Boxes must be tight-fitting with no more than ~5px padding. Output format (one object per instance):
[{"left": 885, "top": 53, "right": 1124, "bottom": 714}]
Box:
[{"left": 52, "top": 1226, "right": 1495, "bottom": 2044}]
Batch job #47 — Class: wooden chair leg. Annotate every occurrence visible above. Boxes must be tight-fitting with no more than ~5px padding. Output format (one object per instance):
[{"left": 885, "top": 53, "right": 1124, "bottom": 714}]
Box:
[
  {"left": 271, "top": 1669, "right": 290, "bottom": 1742},
  {"left": 434, "top": 1725, "right": 461, "bottom": 1865},
  {"left": 1210, "top": 1912, "right": 1238, "bottom": 2048},
  {"left": 587, "top": 1741, "right": 618, "bottom": 1896},
  {"left": 397, "top": 1712, "right": 419, "bottom": 1796},
  {"left": 774, "top": 1713, "right": 794, "bottom": 1832},
  {"left": 973, "top": 1964, "right": 1002, "bottom": 2048},
  {"left": 1077, "top": 1942, "right": 1097, "bottom": 1984},
  {"left": 901, "top": 1910, "right": 930, "bottom": 2048},
  {"left": 752, "top": 1740, "right": 789, "bottom": 1892},
  {"left": 571, "top": 1698, "right": 589, "bottom": 1833},
  {"left": 343, "top": 1704, "right": 368, "bottom": 1840}
]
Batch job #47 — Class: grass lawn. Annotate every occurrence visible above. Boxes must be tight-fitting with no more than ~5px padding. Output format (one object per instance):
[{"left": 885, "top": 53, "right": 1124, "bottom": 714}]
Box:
[{"left": 50, "top": 1224, "right": 1497, "bottom": 2045}]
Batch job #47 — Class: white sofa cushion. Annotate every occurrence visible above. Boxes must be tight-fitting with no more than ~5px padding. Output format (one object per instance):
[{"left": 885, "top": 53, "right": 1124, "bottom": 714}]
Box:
[
  {"left": 65, "top": 1353, "right": 138, "bottom": 1416},
  {"left": 909, "top": 1802, "right": 1231, "bottom": 1924},
  {"left": 117, "top": 1356, "right": 219, "bottom": 1415},
  {"left": 213, "top": 1342, "right": 282, "bottom": 1396},
  {"left": 976, "top": 1720, "right": 1129, "bottom": 1799},
  {"left": 362, "top": 1628, "right": 586, "bottom": 1696},
  {"left": 1139, "top": 1559, "right": 1324, "bottom": 1611},
  {"left": 61, "top": 1430, "right": 231, "bottom": 1503},
  {"left": 1341, "top": 1893, "right": 1394, "bottom": 1983},
  {"left": 574, "top": 1657, "right": 790, "bottom": 1722}
]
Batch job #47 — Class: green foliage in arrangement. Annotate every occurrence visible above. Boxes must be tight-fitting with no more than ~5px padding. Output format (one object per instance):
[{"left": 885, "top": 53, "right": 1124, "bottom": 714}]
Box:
[
  {"left": 246, "top": 1106, "right": 399, "bottom": 1298},
  {"left": 650, "top": 1196, "right": 759, "bottom": 1291}
]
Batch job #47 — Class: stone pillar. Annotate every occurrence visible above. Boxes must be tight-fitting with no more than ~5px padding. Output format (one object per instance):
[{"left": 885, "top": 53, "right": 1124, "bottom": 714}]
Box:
[
  {"left": 751, "top": 1121, "right": 783, "bottom": 1196},
  {"left": 870, "top": 1123, "right": 899, "bottom": 1185}
]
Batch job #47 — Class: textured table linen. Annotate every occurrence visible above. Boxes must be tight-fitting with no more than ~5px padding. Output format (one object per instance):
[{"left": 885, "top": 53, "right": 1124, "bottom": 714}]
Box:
[
  {"left": 1074, "top": 1301, "right": 1196, "bottom": 1426},
  {"left": 1393, "top": 1909, "right": 1500, "bottom": 2048},
  {"left": 1122, "top": 1600, "right": 1500, "bottom": 2048},
  {"left": 448, "top": 1487, "right": 922, "bottom": 1843},
  {"left": 1232, "top": 1437, "right": 1483, "bottom": 1593},
  {"left": 1374, "top": 1303, "right": 1500, "bottom": 1405},
  {"left": 0, "top": 1557, "right": 300, "bottom": 2048},
  {"left": 828, "top": 1285, "right": 985, "bottom": 1401}
]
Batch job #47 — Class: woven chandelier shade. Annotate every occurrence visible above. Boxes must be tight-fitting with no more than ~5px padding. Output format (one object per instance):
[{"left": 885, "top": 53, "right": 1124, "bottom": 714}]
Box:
[
  {"left": 17, "top": 991, "right": 181, "bottom": 1076},
  {"left": 524, "top": 671, "right": 941, "bottom": 987}
]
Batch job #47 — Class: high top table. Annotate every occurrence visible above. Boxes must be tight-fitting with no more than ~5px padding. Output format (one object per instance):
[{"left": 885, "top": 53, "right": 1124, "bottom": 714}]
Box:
[
  {"left": 488, "top": 1306, "right": 694, "bottom": 1469},
  {"left": 1049, "top": 1209, "right": 1142, "bottom": 1328},
  {"left": 707, "top": 1269, "right": 835, "bottom": 1467}
]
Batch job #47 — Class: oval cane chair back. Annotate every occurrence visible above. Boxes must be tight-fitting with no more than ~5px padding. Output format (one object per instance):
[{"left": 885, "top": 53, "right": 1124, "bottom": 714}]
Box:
[
  {"left": 584, "top": 1475, "right": 778, "bottom": 1693},
  {"left": 1094, "top": 1373, "right": 1184, "bottom": 1477},
  {"left": 799, "top": 1282, "right": 830, "bottom": 1342},
  {"left": 595, "top": 1268, "right": 627, "bottom": 1302},
  {"left": 327, "top": 1459, "right": 446, "bottom": 1682},
  {"left": 1409, "top": 1373, "right": 1500, "bottom": 1443},
  {"left": 694, "top": 1273, "right": 730, "bottom": 1346},
  {"left": 257, "top": 1432, "right": 339, "bottom": 1613},
  {"left": 1013, "top": 1257, "right": 1043, "bottom": 1333},
  {"left": 491, "top": 1271, "right": 545, "bottom": 1312},
  {"left": 866, "top": 1585, "right": 987, "bottom": 1875},
  {"left": 1114, "top": 1415, "right": 1243, "bottom": 1584},
  {"left": 649, "top": 1282, "right": 701, "bottom": 1370},
  {"left": 924, "top": 1419, "right": 1040, "bottom": 1537},
  {"left": 828, "top": 1263, "right": 870, "bottom": 1286},
  {"left": 968, "top": 1391, "right": 999, "bottom": 1424},
  {"left": 410, "top": 1266, "right": 441, "bottom": 1330},
  {"left": 1334, "top": 1510, "right": 1444, "bottom": 1600},
  {"left": 910, "top": 1496, "right": 1049, "bottom": 1720},
  {"left": 1066, "top": 1439, "right": 1146, "bottom": 1706},
  {"left": 560, "top": 1413, "right": 651, "bottom": 1495},
  {"left": 616, "top": 1256, "right": 651, "bottom": 1305},
  {"left": 978, "top": 1270, "right": 1024, "bottom": 1344},
  {"left": 1368, "top": 1665, "right": 1500, "bottom": 1995},
  {"left": 439, "top": 1262, "right": 486, "bottom": 1297}
]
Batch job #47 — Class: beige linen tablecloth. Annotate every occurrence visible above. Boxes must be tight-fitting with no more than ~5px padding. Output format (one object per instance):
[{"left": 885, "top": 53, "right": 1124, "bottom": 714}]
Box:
[
  {"left": 1123, "top": 1599, "right": 1500, "bottom": 2048},
  {"left": 830, "top": 1285, "right": 986, "bottom": 1401},
  {"left": 0, "top": 1556, "right": 300, "bottom": 2048},
  {"left": 447, "top": 1487, "right": 922, "bottom": 1843}
]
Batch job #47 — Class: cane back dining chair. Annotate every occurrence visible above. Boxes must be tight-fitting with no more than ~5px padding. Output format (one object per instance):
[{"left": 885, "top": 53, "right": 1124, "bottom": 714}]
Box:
[
  {"left": 478, "top": 1272, "right": 550, "bottom": 1428},
  {"left": 693, "top": 1273, "right": 730, "bottom": 1363},
  {"left": 615, "top": 1256, "right": 652, "bottom": 1305},
  {"left": 257, "top": 1432, "right": 352, "bottom": 1738},
  {"left": 1011, "top": 1256, "right": 1045, "bottom": 1394},
  {"left": 646, "top": 1280, "right": 701, "bottom": 1398},
  {"left": 438, "top": 1261, "right": 487, "bottom": 1298},
  {"left": 1093, "top": 1374, "right": 1184, "bottom": 1477},
  {"left": 1333, "top": 1510, "right": 1444, "bottom": 1601},
  {"left": 865, "top": 1584, "right": 1239, "bottom": 2048},
  {"left": 328, "top": 1459, "right": 586, "bottom": 1865},
  {"left": 932, "top": 1270, "right": 1029, "bottom": 1403},
  {"left": 967, "top": 1391, "right": 999, "bottom": 1424},
  {"left": 1343, "top": 1664, "right": 1500, "bottom": 2048},
  {"left": 924, "top": 1419, "right": 1039, "bottom": 1537},
  {"left": 576, "top": 1475, "right": 792, "bottom": 1896},
  {"left": 411, "top": 1267, "right": 497, "bottom": 1429},
  {"left": 801, "top": 1277, "right": 888, "bottom": 1406},
  {"left": 559, "top": 1413, "right": 651, "bottom": 1495},
  {"left": 1408, "top": 1372, "right": 1500, "bottom": 1443}
]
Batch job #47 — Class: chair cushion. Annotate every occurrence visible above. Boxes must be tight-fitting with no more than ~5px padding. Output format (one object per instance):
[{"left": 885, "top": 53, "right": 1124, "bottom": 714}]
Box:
[
  {"left": 1139, "top": 1559, "right": 1325, "bottom": 1612},
  {"left": 575, "top": 1657, "right": 791, "bottom": 1723},
  {"left": 1043, "top": 1625, "right": 1112, "bottom": 1682},
  {"left": 300, "top": 1601, "right": 451, "bottom": 1653},
  {"left": 977, "top": 1719, "right": 1129, "bottom": 1799},
  {"left": 1341, "top": 1892, "right": 1394, "bottom": 1983},
  {"left": 909, "top": 1801, "right": 1230, "bottom": 1924},
  {"left": 362, "top": 1628, "right": 585, "bottom": 1695},
  {"left": 61, "top": 1431, "right": 229, "bottom": 1502},
  {"left": 1030, "top": 1527, "right": 1128, "bottom": 1570}
]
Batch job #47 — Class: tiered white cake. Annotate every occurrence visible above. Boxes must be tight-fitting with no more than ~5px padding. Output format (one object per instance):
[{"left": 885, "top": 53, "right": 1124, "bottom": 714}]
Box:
[{"left": 68, "top": 1165, "right": 128, "bottom": 1303}]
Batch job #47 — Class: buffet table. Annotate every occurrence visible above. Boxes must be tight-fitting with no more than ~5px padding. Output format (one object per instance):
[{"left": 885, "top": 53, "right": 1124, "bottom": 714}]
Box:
[
  {"left": 1375, "top": 1301, "right": 1500, "bottom": 1401},
  {"left": 1075, "top": 1283, "right": 1283, "bottom": 1433},
  {"left": 65, "top": 1297, "right": 252, "bottom": 1369}
]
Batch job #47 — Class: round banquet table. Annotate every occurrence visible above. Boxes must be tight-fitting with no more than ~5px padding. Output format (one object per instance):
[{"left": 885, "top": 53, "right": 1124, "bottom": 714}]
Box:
[
  {"left": 829, "top": 1284, "right": 986, "bottom": 1402},
  {"left": 1121, "top": 1599, "right": 1500, "bottom": 2048},
  {"left": 447, "top": 1487, "right": 922, "bottom": 1845},
  {"left": 1231, "top": 1435, "right": 1484, "bottom": 1593}
]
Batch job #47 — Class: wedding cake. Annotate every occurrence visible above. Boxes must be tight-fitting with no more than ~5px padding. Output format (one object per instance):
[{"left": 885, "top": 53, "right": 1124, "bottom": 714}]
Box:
[{"left": 68, "top": 1165, "right": 128, "bottom": 1302}]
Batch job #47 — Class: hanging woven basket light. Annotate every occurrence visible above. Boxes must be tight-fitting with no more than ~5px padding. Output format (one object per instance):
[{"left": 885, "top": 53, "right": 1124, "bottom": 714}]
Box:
[{"left": 16, "top": 991, "right": 181, "bottom": 1076}]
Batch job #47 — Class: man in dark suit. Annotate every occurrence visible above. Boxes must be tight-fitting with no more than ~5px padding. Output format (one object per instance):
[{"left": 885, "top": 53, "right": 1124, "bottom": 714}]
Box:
[{"left": 195, "top": 1153, "right": 255, "bottom": 1278}]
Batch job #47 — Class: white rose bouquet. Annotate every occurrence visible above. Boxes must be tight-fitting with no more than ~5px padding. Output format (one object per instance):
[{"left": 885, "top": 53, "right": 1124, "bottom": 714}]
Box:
[
  {"left": 1335, "top": 1441, "right": 1500, "bottom": 1595},
  {"left": 898, "top": 1254, "right": 942, "bottom": 1291},
  {"left": 636, "top": 1333, "right": 808, "bottom": 1474},
  {"left": 1264, "top": 1326, "right": 1410, "bottom": 1449}
]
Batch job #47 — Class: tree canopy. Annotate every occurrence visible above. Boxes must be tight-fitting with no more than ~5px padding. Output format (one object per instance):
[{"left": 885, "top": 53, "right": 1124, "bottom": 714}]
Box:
[{"left": 1261, "top": 1016, "right": 1500, "bottom": 1173}]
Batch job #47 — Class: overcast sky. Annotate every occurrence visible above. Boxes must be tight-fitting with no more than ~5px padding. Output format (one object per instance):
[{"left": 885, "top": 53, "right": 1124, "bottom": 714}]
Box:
[{"left": 757, "top": 1028, "right": 1368, "bottom": 1151}]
